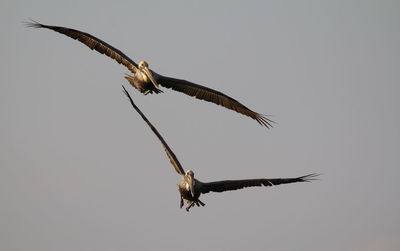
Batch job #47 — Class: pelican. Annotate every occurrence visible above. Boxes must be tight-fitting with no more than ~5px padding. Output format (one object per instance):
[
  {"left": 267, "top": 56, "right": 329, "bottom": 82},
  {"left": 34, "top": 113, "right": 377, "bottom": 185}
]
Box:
[
  {"left": 122, "top": 86, "right": 316, "bottom": 211},
  {"left": 26, "top": 21, "right": 274, "bottom": 127}
]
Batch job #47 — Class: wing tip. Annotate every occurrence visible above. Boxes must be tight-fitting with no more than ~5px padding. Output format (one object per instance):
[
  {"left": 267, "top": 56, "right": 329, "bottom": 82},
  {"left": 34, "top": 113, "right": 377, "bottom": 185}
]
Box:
[
  {"left": 255, "top": 113, "right": 276, "bottom": 129},
  {"left": 299, "top": 173, "right": 320, "bottom": 182},
  {"left": 121, "top": 84, "right": 129, "bottom": 96},
  {"left": 23, "top": 19, "right": 43, "bottom": 28}
]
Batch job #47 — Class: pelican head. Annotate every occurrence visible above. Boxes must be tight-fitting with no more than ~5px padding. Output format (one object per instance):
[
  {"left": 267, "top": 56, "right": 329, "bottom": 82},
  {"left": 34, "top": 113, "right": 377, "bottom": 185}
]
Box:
[
  {"left": 138, "top": 60, "right": 149, "bottom": 69},
  {"left": 186, "top": 169, "right": 194, "bottom": 177},
  {"left": 185, "top": 170, "right": 195, "bottom": 197},
  {"left": 138, "top": 60, "right": 159, "bottom": 90}
]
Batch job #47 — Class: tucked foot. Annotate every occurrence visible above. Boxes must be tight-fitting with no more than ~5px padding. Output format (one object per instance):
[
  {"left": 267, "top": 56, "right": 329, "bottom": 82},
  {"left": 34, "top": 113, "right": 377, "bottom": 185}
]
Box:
[
  {"left": 198, "top": 200, "right": 205, "bottom": 207},
  {"left": 186, "top": 202, "right": 195, "bottom": 212}
]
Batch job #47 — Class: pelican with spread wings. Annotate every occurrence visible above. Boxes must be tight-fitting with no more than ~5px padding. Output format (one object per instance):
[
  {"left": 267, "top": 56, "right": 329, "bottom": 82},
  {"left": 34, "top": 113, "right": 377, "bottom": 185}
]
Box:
[
  {"left": 122, "top": 86, "right": 316, "bottom": 211},
  {"left": 26, "top": 21, "right": 273, "bottom": 127}
]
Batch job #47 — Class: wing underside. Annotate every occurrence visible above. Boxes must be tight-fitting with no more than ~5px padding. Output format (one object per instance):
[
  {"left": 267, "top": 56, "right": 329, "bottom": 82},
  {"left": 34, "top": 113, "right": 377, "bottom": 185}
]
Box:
[
  {"left": 156, "top": 74, "right": 273, "bottom": 127},
  {"left": 26, "top": 21, "right": 138, "bottom": 74},
  {"left": 200, "top": 174, "right": 318, "bottom": 194},
  {"left": 123, "top": 86, "right": 185, "bottom": 175}
]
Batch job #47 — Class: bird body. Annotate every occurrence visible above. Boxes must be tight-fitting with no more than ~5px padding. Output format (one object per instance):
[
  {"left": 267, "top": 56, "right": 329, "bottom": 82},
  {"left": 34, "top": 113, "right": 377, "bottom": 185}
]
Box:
[
  {"left": 178, "top": 174, "right": 205, "bottom": 210},
  {"left": 124, "top": 64, "right": 162, "bottom": 94}
]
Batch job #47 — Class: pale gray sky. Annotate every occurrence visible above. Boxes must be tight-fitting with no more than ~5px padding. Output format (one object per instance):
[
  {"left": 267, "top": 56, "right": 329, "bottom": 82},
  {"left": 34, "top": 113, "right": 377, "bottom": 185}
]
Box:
[{"left": 1, "top": 0, "right": 400, "bottom": 250}]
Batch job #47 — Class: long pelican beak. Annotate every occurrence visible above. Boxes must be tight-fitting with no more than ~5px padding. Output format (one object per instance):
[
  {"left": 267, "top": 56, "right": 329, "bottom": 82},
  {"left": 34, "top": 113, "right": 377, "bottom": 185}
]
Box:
[
  {"left": 187, "top": 175, "right": 195, "bottom": 198},
  {"left": 143, "top": 67, "right": 160, "bottom": 90}
]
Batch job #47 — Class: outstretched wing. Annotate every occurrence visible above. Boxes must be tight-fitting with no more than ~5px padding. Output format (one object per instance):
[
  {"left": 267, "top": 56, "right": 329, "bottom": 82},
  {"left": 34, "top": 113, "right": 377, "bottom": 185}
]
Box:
[
  {"left": 26, "top": 21, "right": 138, "bottom": 74},
  {"left": 122, "top": 86, "right": 185, "bottom": 175},
  {"left": 154, "top": 74, "right": 274, "bottom": 128},
  {"left": 199, "top": 173, "right": 318, "bottom": 194}
]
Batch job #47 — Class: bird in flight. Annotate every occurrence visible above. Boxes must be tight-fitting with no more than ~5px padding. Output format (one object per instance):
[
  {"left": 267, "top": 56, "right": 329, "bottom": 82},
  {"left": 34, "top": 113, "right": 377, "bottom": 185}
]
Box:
[
  {"left": 122, "top": 85, "right": 316, "bottom": 211},
  {"left": 26, "top": 21, "right": 273, "bottom": 128}
]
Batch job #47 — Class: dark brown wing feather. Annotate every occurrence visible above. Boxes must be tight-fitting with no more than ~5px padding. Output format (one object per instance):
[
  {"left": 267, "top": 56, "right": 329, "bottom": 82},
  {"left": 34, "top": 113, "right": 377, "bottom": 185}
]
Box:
[
  {"left": 122, "top": 86, "right": 185, "bottom": 175},
  {"left": 154, "top": 74, "right": 274, "bottom": 128},
  {"left": 26, "top": 21, "right": 138, "bottom": 74},
  {"left": 199, "top": 173, "right": 318, "bottom": 194}
]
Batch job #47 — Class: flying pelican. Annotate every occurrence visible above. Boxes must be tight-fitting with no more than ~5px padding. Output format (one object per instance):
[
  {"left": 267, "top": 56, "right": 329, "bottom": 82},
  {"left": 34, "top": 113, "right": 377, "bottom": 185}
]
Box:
[
  {"left": 122, "top": 86, "right": 316, "bottom": 211},
  {"left": 26, "top": 21, "right": 274, "bottom": 127}
]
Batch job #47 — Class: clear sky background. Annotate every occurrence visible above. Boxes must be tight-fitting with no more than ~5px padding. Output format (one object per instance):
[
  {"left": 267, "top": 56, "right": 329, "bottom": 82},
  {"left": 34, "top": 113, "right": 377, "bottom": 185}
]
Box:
[{"left": 1, "top": 0, "right": 399, "bottom": 250}]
